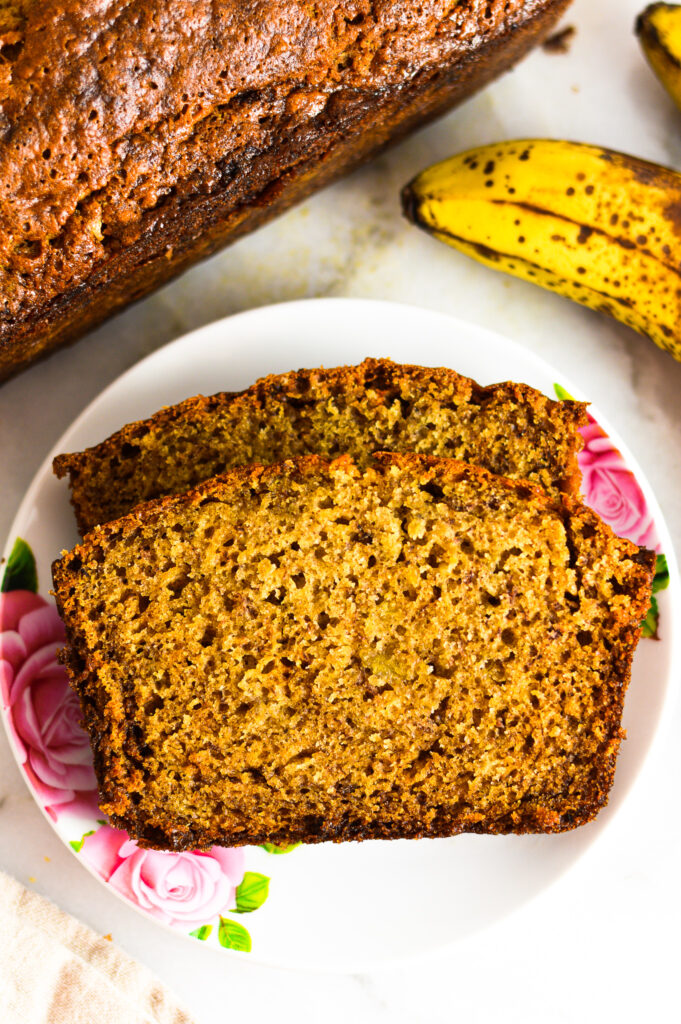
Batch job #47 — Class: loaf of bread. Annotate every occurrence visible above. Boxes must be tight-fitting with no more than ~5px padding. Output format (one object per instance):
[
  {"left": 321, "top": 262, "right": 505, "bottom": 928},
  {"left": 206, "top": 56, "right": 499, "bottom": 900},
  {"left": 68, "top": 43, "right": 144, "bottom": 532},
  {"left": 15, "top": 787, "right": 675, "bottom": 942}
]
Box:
[
  {"left": 0, "top": 0, "right": 570, "bottom": 381},
  {"left": 52, "top": 453, "right": 654, "bottom": 851},
  {"left": 54, "top": 358, "right": 587, "bottom": 533}
]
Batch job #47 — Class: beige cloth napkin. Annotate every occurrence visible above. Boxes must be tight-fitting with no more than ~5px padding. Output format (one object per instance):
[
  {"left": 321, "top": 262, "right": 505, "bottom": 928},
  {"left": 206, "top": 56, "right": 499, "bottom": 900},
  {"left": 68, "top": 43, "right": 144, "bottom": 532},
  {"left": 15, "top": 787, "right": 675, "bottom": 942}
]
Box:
[{"left": 0, "top": 870, "right": 196, "bottom": 1024}]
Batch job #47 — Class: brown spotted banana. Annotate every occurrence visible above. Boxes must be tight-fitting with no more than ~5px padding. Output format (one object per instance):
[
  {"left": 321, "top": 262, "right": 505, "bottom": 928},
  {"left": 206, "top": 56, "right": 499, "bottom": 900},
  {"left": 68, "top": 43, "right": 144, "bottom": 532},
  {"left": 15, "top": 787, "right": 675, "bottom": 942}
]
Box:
[
  {"left": 637, "top": 3, "right": 681, "bottom": 113},
  {"left": 402, "top": 139, "right": 681, "bottom": 361}
]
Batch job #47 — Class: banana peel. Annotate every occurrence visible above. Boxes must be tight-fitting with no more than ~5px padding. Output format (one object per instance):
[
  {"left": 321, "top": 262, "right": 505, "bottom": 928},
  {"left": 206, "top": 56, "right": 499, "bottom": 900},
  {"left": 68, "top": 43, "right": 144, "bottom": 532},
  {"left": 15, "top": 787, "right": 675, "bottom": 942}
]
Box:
[
  {"left": 402, "top": 140, "right": 681, "bottom": 360},
  {"left": 637, "top": 3, "right": 681, "bottom": 111}
]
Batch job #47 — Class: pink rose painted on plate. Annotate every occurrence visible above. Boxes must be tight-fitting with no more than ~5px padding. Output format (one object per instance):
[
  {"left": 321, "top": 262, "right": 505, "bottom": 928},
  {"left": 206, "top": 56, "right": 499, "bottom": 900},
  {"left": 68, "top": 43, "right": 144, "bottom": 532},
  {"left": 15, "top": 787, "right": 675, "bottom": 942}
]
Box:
[
  {"left": 578, "top": 415, "right": 658, "bottom": 551},
  {"left": 0, "top": 588, "right": 98, "bottom": 820},
  {"left": 80, "top": 824, "right": 246, "bottom": 929}
]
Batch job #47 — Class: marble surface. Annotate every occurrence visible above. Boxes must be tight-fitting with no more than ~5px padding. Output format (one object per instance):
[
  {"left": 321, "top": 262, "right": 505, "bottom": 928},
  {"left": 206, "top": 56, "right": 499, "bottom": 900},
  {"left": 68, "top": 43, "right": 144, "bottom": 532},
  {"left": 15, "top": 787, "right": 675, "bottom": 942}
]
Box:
[{"left": 1, "top": 0, "right": 680, "bottom": 1020}]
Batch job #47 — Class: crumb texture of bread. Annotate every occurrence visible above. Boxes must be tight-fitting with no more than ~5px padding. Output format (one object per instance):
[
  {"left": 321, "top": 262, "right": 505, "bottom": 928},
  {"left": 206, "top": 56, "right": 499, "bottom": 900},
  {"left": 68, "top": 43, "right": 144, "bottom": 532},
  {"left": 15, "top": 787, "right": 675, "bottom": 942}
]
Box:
[
  {"left": 0, "top": 0, "right": 569, "bottom": 380},
  {"left": 54, "top": 358, "right": 587, "bottom": 533},
  {"left": 52, "top": 454, "right": 654, "bottom": 851}
]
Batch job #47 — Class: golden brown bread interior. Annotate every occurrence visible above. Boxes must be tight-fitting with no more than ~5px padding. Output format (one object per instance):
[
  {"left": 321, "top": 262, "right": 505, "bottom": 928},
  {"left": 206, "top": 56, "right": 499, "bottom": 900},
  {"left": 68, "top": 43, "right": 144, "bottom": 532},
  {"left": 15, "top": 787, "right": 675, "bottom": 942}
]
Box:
[
  {"left": 0, "top": 0, "right": 570, "bottom": 380},
  {"left": 52, "top": 454, "right": 654, "bottom": 852},
  {"left": 0, "top": 1, "right": 30, "bottom": 33},
  {"left": 54, "top": 358, "right": 587, "bottom": 533}
]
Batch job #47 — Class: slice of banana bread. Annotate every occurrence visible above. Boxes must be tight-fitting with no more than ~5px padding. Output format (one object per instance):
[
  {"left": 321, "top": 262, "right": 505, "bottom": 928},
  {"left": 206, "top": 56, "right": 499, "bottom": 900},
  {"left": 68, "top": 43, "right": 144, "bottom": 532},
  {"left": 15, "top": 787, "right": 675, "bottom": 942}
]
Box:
[
  {"left": 52, "top": 454, "right": 654, "bottom": 852},
  {"left": 53, "top": 358, "right": 587, "bottom": 534}
]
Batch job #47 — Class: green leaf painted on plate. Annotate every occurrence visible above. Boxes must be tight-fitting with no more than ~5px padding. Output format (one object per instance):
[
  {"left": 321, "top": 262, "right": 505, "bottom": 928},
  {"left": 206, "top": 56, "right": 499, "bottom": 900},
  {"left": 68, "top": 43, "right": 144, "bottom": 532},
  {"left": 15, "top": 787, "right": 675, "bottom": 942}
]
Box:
[
  {"left": 69, "top": 829, "right": 95, "bottom": 853},
  {"left": 642, "top": 555, "right": 670, "bottom": 640},
  {"left": 189, "top": 925, "right": 213, "bottom": 941},
  {"left": 652, "top": 554, "right": 669, "bottom": 594},
  {"left": 218, "top": 917, "right": 251, "bottom": 952},
  {"left": 553, "top": 383, "right": 575, "bottom": 402},
  {"left": 642, "top": 596, "right": 659, "bottom": 639},
  {"left": 260, "top": 842, "right": 301, "bottom": 855},
  {"left": 1, "top": 538, "right": 37, "bottom": 593},
  {"left": 233, "top": 871, "right": 269, "bottom": 913}
]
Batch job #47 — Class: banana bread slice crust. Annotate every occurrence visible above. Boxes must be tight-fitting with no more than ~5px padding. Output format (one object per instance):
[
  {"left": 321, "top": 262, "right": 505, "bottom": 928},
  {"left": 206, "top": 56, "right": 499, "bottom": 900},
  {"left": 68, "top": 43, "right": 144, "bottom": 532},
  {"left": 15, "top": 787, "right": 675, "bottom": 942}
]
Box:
[{"left": 52, "top": 454, "right": 653, "bottom": 851}]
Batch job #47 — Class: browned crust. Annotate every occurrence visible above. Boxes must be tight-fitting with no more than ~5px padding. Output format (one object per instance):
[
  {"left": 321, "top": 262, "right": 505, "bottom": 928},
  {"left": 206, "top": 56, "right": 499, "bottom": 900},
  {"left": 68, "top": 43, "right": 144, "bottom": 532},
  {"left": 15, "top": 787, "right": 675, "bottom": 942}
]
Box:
[
  {"left": 0, "top": 0, "right": 571, "bottom": 382},
  {"left": 53, "top": 356, "right": 588, "bottom": 534},
  {"left": 52, "top": 452, "right": 654, "bottom": 851}
]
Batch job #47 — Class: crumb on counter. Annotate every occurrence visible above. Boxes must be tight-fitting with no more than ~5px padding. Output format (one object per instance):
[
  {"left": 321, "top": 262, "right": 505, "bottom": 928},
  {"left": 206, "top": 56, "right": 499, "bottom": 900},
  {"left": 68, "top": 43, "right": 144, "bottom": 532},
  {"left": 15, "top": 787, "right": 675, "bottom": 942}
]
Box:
[{"left": 543, "top": 25, "right": 576, "bottom": 54}]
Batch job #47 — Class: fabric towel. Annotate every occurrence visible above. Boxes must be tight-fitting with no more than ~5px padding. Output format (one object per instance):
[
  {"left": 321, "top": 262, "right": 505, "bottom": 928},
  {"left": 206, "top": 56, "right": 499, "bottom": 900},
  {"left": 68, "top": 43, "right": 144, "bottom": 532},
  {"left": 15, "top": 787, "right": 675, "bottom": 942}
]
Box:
[{"left": 0, "top": 869, "right": 196, "bottom": 1024}]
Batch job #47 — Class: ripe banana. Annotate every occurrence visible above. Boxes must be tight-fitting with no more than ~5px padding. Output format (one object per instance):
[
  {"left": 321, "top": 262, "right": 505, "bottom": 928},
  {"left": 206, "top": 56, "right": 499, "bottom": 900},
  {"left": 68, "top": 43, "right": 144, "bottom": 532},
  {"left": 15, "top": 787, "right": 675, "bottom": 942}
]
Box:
[
  {"left": 402, "top": 140, "right": 681, "bottom": 360},
  {"left": 637, "top": 3, "right": 681, "bottom": 112}
]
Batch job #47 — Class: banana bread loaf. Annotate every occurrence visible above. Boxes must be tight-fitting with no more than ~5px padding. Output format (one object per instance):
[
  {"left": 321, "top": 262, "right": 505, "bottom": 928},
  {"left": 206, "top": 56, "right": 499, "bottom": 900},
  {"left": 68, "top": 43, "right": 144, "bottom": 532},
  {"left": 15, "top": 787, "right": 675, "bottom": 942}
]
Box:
[
  {"left": 52, "top": 453, "right": 654, "bottom": 851},
  {"left": 0, "top": 0, "right": 570, "bottom": 381},
  {"left": 53, "top": 357, "right": 587, "bottom": 533}
]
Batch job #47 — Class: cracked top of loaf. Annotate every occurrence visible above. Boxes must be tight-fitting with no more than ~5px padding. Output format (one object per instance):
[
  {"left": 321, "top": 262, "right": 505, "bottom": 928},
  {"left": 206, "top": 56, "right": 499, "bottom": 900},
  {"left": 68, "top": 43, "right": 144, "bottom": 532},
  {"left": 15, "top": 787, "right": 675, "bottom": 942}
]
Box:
[{"left": 0, "top": 1, "right": 558, "bottom": 325}]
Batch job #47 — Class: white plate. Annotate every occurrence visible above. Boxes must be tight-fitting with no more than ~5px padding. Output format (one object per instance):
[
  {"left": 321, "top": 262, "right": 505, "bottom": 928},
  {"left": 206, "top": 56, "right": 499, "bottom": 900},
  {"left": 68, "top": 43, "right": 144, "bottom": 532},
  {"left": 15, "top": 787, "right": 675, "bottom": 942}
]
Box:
[{"left": 1, "top": 298, "right": 677, "bottom": 972}]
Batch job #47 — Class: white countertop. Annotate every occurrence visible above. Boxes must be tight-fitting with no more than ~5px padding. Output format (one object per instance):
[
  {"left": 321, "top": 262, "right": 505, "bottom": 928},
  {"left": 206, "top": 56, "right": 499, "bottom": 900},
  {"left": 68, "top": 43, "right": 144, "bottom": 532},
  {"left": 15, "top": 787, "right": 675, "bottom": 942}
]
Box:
[{"left": 1, "top": 0, "right": 680, "bottom": 1020}]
